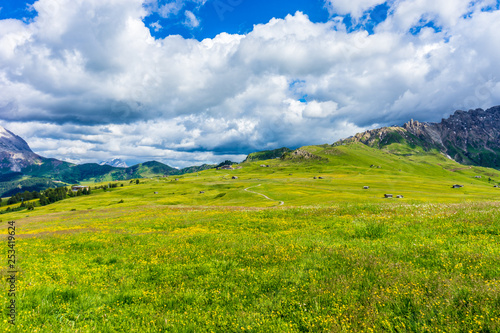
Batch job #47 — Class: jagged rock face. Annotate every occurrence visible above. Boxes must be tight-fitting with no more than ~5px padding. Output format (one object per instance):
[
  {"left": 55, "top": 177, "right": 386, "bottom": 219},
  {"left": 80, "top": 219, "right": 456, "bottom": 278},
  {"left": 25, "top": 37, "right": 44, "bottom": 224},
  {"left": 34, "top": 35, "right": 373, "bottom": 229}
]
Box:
[
  {"left": 344, "top": 106, "right": 500, "bottom": 169},
  {"left": 0, "top": 126, "right": 33, "bottom": 153},
  {"left": 0, "top": 126, "right": 42, "bottom": 172},
  {"left": 401, "top": 106, "right": 500, "bottom": 168},
  {"left": 351, "top": 127, "right": 408, "bottom": 147},
  {"left": 432, "top": 107, "right": 500, "bottom": 167}
]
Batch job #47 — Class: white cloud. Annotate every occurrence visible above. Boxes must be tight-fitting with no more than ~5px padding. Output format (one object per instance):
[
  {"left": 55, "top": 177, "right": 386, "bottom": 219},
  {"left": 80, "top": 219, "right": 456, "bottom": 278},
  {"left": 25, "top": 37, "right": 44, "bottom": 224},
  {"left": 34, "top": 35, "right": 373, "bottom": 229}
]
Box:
[
  {"left": 302, "top": 101, "right": 339, "bottom": 118},
  {"left": 324, "top": 0, "right": 386, "bottom": 18},
  {"left": 0, "top": 1, "right": 500, "bottom": 166},
  {"left": 0, "top": 119, "right": 249, "bottom": 168},
  {"left": 150, "top": 20, "right": 162, "bottom": 32},
  {"left": 184, "top": 10, "right": 199, "bottom": 28},
  {"left": 158, "top": 0, "right": 184, "bottom": 18},
  {"left": 377, "top": 0, "right": 472, "bottom": 32},
  {"left": 324, "top": 0, "right": 498, "bottom": 30},
  {"left": 151, "top": 0, "right": 207, "bottom": 19}
]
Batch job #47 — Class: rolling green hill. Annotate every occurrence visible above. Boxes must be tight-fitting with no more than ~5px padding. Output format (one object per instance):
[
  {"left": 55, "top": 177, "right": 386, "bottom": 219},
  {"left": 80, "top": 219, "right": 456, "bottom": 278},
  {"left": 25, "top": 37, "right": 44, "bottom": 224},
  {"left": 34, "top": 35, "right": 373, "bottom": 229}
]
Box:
[
  {"left": 2, "top": 110, "right": 500, "bottom": 332},
  {"left": 3, "top": 106, "right": 500, "bottom": 198},
  {"left": 2, "top": 141, "right": 500, "bottom": 332},
  {"left": 0, "top": 174, "right": 62, "bottom": 198},
  {"left": 243, "top": 147, "right": 292, "bottom": 162},
  {"left": 0, "top": 159, "right": 218, "bottom": 197},
  {"left": 2, "top": 141, "right": 499, "bottom": 212}
]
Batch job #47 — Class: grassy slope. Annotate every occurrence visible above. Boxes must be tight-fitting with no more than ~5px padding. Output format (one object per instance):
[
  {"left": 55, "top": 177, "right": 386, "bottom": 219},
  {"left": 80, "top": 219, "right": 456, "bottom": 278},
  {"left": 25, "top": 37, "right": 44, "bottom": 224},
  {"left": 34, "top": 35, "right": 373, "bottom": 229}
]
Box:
[
  {"left": 10, "top": 161, "right": 216, "bottom": 192},
  {"left": 2, "top": 142, "right": 499, "bottom": 214},
  {"left": 1, "top": 143, "right": 500, "bottom": 332},
  {"left": 244, "top": 147, "right": 292, "bottom": 162},
  {"left": 2, "top": 160, "right": 212, "bottom": 197}
]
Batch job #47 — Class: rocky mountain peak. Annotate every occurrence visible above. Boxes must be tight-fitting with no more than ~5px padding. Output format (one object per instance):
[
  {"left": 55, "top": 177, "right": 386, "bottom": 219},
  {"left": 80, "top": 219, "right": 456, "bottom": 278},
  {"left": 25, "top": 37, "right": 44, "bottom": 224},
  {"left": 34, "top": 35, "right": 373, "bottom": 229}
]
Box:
[
  {"left": 0, "top": 126, "right": 33, "bottom": 154},
  {"left": 428, "top": 106, "right": 500, "bottom": 168},
  {"left": 343, "top": 105, "right": 500, "bottom": 169},
  {"left": 0, "top": 125, "right": 41, "bottom": 172}
]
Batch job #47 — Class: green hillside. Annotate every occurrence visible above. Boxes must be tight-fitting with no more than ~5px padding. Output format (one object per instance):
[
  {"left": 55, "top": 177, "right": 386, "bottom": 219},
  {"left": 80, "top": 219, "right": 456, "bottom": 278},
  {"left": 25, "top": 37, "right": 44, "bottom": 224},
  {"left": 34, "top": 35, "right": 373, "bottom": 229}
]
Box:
[
  {"left": 0, "top": 174, "right": 63, "bottom": 198},
  {"left": 2, "top": 142, "right": 500, "bottom": 332},
  {"left": 244, "top": 147, "right": 292, "bottom": 162},
  {"left": 2, "top": 141, "right": 499, "bottom": 212},
  {"left": 20, "top": 159, "right": 178, "bottom": 184},
  {"left": 1, "top": 159, "right": 219, "bottom": 197}
]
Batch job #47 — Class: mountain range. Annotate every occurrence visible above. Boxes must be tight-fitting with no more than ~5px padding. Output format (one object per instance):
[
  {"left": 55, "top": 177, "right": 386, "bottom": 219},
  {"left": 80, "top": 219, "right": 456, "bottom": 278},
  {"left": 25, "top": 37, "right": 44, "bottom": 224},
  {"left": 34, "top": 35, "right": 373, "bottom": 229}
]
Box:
[
  {"left": 339, "top": 106, "right": 500, "bottom": 169},
  {"left": 1, "top": 105, "right": 499, "bottom": 197},
  {"left": 99, "top": 158, "right": 128, "bottom": 168},
  {"left": 0, "top": 127, "right": 216, "bottom": 197}
]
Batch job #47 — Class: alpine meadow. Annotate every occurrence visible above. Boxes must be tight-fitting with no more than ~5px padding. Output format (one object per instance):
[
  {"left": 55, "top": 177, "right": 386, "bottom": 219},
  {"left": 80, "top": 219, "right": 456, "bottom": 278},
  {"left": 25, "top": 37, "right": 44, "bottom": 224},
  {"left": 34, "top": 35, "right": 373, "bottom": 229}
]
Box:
[
  {"left": 2, "top": 129, "right": 500, "bottom": 332},
  {"left": 2, "top": 0, "right": 500, "bottom": 332}
]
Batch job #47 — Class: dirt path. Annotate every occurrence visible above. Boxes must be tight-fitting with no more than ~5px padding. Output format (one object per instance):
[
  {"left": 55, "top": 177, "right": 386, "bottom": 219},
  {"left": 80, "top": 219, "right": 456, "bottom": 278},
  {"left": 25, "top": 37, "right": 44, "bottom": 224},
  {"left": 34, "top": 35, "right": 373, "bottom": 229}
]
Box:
[{"left": 244, "top": 184, "right": 284, "bottom": 206}]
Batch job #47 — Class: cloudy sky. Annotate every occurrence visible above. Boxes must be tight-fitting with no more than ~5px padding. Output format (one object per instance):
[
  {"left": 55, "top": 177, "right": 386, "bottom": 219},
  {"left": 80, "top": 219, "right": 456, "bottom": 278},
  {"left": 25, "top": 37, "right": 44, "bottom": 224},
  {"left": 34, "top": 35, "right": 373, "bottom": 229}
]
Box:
[{"left": 1, "top": 0, "right": 500, "bottom": 168}]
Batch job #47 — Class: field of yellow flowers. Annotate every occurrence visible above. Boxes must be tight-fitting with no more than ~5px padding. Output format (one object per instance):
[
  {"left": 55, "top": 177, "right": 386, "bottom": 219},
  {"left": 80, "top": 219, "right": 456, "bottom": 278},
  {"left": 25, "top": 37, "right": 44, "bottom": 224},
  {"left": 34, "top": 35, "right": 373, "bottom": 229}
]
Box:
[
  {"left": 2, "top": 142, "right": 500, "bottom": 332},
  {"left": 2, "top": 200, "right": 500, "bottom": 332}
]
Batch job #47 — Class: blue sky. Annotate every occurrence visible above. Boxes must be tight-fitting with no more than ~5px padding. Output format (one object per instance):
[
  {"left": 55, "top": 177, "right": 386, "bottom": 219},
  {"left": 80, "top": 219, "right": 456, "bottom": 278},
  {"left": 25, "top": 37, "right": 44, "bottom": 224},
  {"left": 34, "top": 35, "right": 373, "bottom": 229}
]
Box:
[
  {"left": 1, "top": 0, "right": 500, "bottom": 167},
  {"left": 144, "top": 0, "right": 331, "bottom": 40},
  {"left": 0, "top": 0, "right": 389, "bottom": 39}
]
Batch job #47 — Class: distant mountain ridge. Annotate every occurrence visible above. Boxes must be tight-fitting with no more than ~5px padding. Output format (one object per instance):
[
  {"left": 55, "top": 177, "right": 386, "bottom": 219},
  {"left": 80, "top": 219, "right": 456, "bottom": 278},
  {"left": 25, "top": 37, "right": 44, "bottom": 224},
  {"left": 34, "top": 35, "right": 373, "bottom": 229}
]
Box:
[
  {"left": 338, "top": 106, "right": 500, "bottom": 169},
  {"left": 0, "top": 125, "right": 217, "bottom": 197},
  {"left": 2, "top": 105, "right": 500, "bottom": 197},
  {"left": 99, "top": 158, "right": 128, "bottom": 168}
]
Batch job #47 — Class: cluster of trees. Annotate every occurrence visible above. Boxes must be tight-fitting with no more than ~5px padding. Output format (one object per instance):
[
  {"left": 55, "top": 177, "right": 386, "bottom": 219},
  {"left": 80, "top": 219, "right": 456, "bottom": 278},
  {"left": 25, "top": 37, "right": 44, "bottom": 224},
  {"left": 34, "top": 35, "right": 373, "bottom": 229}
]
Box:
[
  {"left": 20, "top": 201, "right": 35, "bottom": 211},
  {"left": 68, "top": 187, "right": 91, "bottom": 197},
  {"left": 1, "top": 185, "right": 93, "bottom": 214},
  {"left": 95, "top": 183, "right": 123, "bottom": 191},
  {"left": 0, "top": 175, "right": 61, "bottom": 198},
  {"left": 216, "top": 160, "right": 236, "bottom": 168},
  {"left": 3, "top": 190, "right": 41, "bottom": 206},
  {"left": 39, "top": 187, "right": 71, "bottom": 206},
  {"left": 1, "top": 189, "right": 47, "bottom": 214}
]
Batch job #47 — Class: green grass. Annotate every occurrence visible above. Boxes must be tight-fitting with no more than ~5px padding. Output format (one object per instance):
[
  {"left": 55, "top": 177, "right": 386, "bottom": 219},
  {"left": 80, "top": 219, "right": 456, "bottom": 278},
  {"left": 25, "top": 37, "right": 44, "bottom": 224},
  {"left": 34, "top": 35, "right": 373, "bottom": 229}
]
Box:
[
  {"left": 2, "top": 203, "right": 500, "bottom": 332},
  {"left": 1, "top": 142, "right": 500, "bottom": 332}
]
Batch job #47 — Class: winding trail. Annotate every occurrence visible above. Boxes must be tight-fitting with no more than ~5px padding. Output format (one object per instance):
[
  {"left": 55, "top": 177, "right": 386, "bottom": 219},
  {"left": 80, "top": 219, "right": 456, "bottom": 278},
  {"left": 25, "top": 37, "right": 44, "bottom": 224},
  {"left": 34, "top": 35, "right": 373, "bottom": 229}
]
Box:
[{"left": 244, "top": 184, "right": 284, "bottom": 206}]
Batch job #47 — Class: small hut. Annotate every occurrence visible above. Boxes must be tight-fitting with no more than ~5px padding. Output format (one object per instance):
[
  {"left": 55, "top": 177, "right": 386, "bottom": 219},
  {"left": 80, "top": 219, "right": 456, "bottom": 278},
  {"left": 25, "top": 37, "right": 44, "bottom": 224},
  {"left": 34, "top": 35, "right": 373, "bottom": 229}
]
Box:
[{"left": 71, "top": 185, "right": 89, "bottom": 192}]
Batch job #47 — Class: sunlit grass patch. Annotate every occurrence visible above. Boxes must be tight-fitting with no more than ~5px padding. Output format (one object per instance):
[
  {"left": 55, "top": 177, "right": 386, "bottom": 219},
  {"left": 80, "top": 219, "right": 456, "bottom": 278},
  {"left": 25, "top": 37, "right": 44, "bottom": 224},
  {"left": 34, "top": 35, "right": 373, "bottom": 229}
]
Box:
[{"left": 1, "top": 201, "right": 499, "bottom": 332}]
